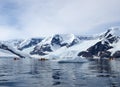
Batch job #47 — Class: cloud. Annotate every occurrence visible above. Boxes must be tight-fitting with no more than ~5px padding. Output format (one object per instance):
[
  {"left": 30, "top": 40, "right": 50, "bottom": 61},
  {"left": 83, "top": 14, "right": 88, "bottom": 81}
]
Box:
[
  {"left": 53, "top": 0, "right": 120, "bottom": 33},
  {"left": 0, "top": 0, "right": 120, "bottom": 40},
  {"left": 0, "top": 26, "right": 19, "bottom": 40}
]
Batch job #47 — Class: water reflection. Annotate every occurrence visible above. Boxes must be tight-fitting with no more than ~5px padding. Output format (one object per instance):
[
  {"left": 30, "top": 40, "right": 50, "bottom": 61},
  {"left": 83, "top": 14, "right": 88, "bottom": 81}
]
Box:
[
  {"left": 88, "top": 59, "right": 120, "bottom": 87},
  {"left": 52, "top": 69, "right": 62, "bottom": 86},
  {"left": 0, "top": 58, "right": 120, "bottom": 87},
  {"left": 89, "top": 59, "right": 111, "bottom": 77}
]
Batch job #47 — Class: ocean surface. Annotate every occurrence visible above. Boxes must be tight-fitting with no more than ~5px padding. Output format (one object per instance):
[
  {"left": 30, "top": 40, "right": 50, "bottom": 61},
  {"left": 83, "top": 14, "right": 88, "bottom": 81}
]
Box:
[{"left": 0, "top": 57, "right": 120, "bottom": 87}]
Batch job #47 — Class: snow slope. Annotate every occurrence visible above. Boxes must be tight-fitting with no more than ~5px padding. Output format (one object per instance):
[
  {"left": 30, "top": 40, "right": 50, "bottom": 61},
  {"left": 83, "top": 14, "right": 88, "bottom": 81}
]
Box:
[
  {"left": 1, "top": 27, "right": 120, "bottom": 60},
  {"left": 0, "top": 42, "right": 30, "bottom": 58},
  {"left": 101, "top": 27, "right": 120, "bottom": 55},
  {"left": 109, "top": 40, "right": 120, "bottom": 55},
  {"left": 30, "top": 34, "right": 81, "bottom": 55},
  {"left": 0, "top": 49, "right": 18, "bottom": 57},
  {"left": 78, "top": 27, "right": 120, "bottom": 58},
  {"left": 47, "top": 39, "right": 100, "bottom": 59},
  {"left": 18, "top": 38, "right": 43, "bottom": 50}
]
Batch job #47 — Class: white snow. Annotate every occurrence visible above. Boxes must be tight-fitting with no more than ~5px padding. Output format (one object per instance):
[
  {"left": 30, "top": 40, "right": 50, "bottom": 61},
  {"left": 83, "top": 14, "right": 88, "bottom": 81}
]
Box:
[
  {"left": 37, "top": 34, "right": 78, "bottom": 47},
  {"left": 2, "top": 27, "right": 120, "bottom": 62},
  {"left": 21, "top": 46, "right": 35, "bottom": 54},
  {"left": 58, "top": 56, "right": 88, "bottom": 63},
  {"left": 0, "top": 31, "right": 105, "bottom": 62},
  {"left": 101, "top": 27, "right": 120, "bottom": 55},
  {"left": 109, "top": 27, "right": 120, "bottom": 36},
  {"left": 41, "top": 36, "right": 52, "bottom": 45},
  {"left": 0, "top": 42, "right": 30, "bottom": 58},
  {"left": 109, "top": 40, "right": 120, "bottom": 55},
  {"left": 18, "top": 27, "right": 120, "bottom": 60},
  {"left": 18, "top": 39, "right": 31, "bottom": 48},
  {"left": 100, "top": 27, "right": 120, "bottom": 39},
  {"left": 60, "top": 34, "right": 76, "bottom": 44},
  {"left": 0, "top": 49, "right": 18, "bottom": 57},
  {"left": 40, "top": 38, "right": 100, "bottom": 61}
]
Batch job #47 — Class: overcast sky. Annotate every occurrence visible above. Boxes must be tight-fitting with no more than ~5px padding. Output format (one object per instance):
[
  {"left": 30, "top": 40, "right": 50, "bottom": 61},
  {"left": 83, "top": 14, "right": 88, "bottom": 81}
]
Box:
[{"left": 0, "top": 0, "right": 120, "bottom": 40}]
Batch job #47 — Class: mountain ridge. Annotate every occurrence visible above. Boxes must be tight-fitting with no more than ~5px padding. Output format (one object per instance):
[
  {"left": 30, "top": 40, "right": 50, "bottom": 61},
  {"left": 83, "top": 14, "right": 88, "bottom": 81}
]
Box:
[{"left": 0, "top": 27, "right": 120, "bottom": 59}]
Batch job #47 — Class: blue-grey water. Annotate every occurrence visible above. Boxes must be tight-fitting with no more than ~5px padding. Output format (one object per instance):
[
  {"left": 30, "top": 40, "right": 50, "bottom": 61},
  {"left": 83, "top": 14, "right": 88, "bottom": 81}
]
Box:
[{"left": 0, "top": 57, "right": 120, "bottom": 87}]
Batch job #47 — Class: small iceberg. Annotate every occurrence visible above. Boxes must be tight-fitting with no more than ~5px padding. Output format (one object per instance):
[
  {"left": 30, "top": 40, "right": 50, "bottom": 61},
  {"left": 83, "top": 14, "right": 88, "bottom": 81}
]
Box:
[{"left": 58, "top": 56, "right": 88, "bottom": 63}]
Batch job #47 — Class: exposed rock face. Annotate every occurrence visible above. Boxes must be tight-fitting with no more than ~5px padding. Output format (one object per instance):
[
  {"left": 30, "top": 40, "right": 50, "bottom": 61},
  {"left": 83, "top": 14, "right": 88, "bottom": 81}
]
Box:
[
  {"left": 101, "top": 29, "right": 120, "bottom": 44},
  {"left": 1, "top": 27, "right": 120, "bottom": 59},
  {"left": 78, "top": 50, "right": 112, "bottom": 58},
  {"left": 99, "top": 51, "right": 111, "bottom": 58},
  {"left": 78, "top": 28, "right": 120, "bottom": 58},
  {"left": 18, "top": 38, "right": 42, "bottom": 50},
  {"left": 78, "top": 51, "right": 93, "bottom": 58},
  {"left": 30, "top": 44, "right": 52, "bottom": 55},
  {"left": 51, "top": 34, "right": 79, "bottom": 47},
  {"left": 0, "top": 43, "right": 25, "bottom": 58},
  {"left": 51, "top": 34, "right": 62, "bottom": 46},
  {"left": 30, "top": 34, "right": 80, "bottom": 55},
  {"left": 112, "top": 51, "right": 120, "bottom": 58},
  {"left": 68, "top": 39, "right": 80, "bottom": 47},
  {"left": 87, "top": 41, "right": 113, "bottom": 56}
]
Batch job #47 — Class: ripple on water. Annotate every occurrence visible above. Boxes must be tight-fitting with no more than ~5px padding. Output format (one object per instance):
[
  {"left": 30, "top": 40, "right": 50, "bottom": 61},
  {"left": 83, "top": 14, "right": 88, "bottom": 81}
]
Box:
[{"left": 0, "top": 58, "right": 120, "bottom": 87}]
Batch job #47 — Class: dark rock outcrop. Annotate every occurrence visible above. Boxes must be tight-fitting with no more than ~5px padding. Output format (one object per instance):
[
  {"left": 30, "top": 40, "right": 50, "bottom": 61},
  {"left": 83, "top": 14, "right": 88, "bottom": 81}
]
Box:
[
  {"left": 30, "top": 44, "right": 52, "bottom": 55},
  {"left": 0, "top": 44, "right": 25, "bottom": 58},
  {"left": 51, "top": 34, "right": 62, "bottom": 46},
  {"left": 112, "top": 51, "right": 120, "bottom": 58},
  {"left": 78, "top": 51, "right": 93, "bottom": 58},
  {"left": 18, "top": 38, "right": 42, "bottom": 50},
  {"left": 78, "top": 28, "right": 120, "bottom": 58},
  {"left": 99, "top": 51, "right": 111, "bottom": 58},
  {"left": 78, "top": 41, "right": 113, "bottom": 58},
  {"left": 51, "top": 34, "right": 79, "bottom": 47},
  {"left": 30, "top": 34, "right": 80, "bottom": 55},
  {"left": 68, "top": 39, "right": 79, "bottom": 47},
  {"left": 87, "top": 41, "right": 113, "bottom": 56}
]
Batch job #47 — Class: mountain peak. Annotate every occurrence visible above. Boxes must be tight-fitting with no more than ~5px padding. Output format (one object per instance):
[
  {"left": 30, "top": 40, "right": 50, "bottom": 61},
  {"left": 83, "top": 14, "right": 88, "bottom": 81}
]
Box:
[
  {"left": 107, "top": 27, "right": 120, "bottom": 36},
  {"left": 100, "top": 27, "right": 120, "bottom": 40}
]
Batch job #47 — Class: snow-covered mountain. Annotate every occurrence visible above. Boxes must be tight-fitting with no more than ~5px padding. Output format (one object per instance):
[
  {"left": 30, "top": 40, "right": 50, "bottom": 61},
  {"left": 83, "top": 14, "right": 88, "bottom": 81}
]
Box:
[
  {"left": 1, "top": 27, "right": 120, "bottom": 59},
  {"left": 18, "top": 38, "right": 43, "bottom": 50},
  {"left": 0, "top": 42, "right": 27, "bottom": 58},
  {"left": 30, "top": 34, "right": 82, "bottom": 55},
  {"left": 0, "top": 32, "right": 103, "bottom": 59},
  {"left": 2, "top": 39, "right": 23, "bottom": 48},
  {"left": 0, "top": 38, "right": 43, "bottom": 58},
  {"left": 78, "top": 27, "right": 120, "bottom": 58}
]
